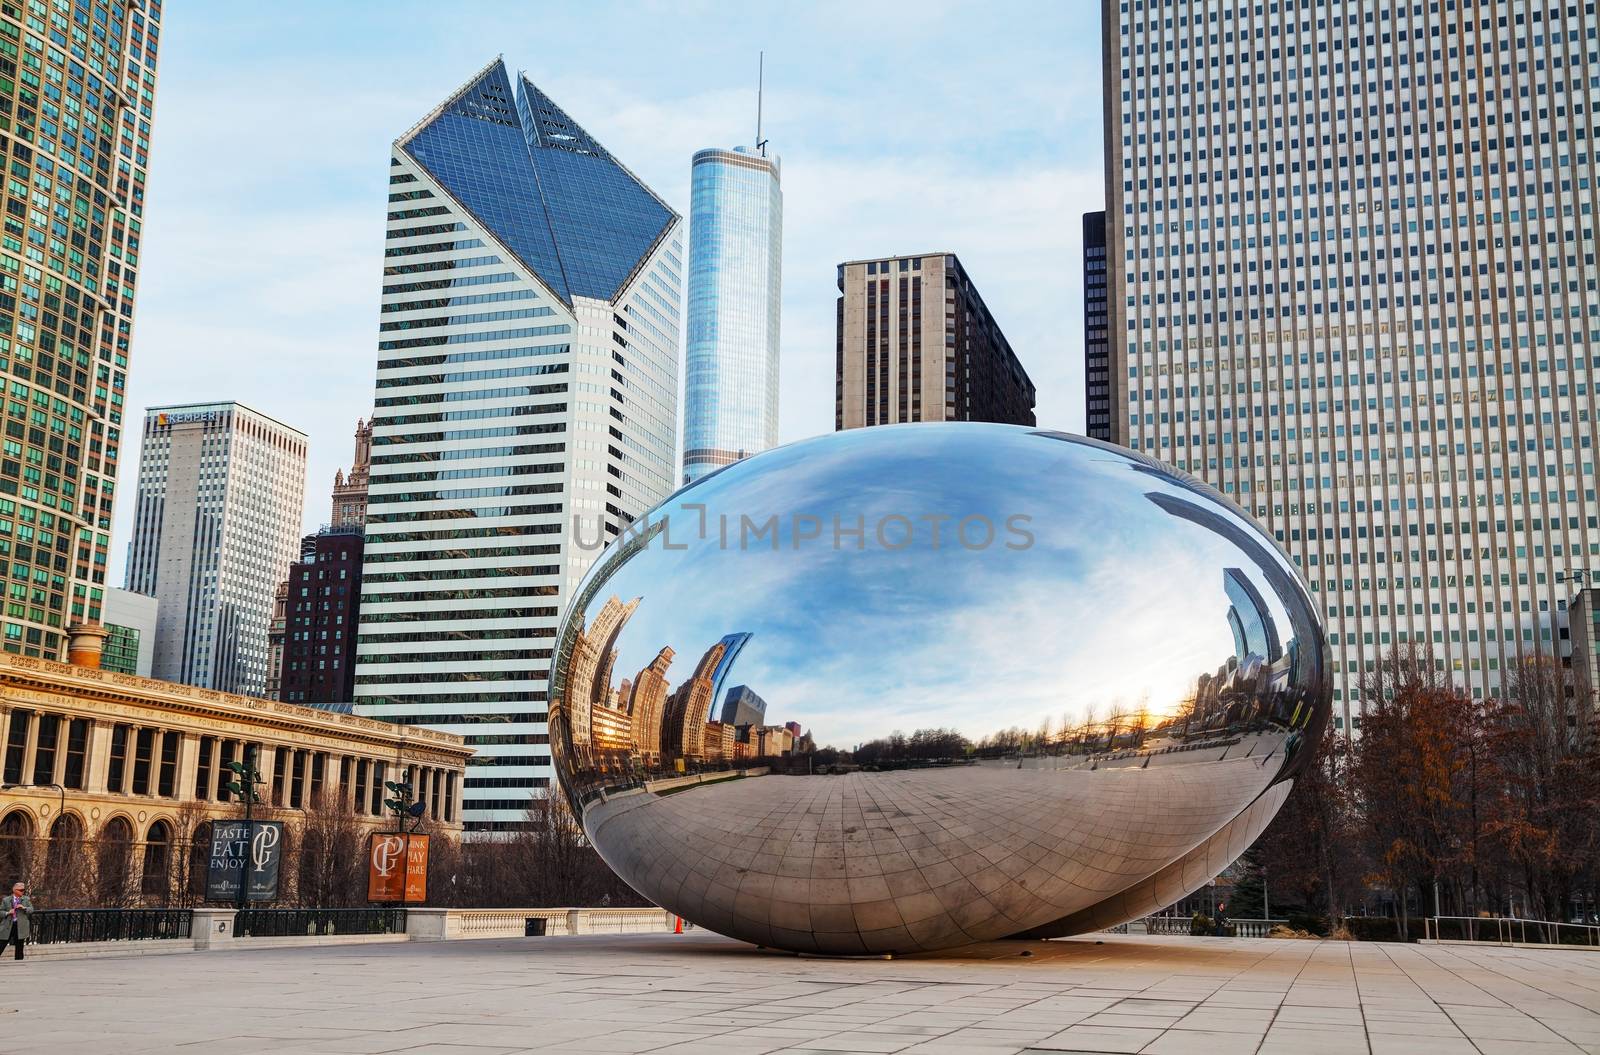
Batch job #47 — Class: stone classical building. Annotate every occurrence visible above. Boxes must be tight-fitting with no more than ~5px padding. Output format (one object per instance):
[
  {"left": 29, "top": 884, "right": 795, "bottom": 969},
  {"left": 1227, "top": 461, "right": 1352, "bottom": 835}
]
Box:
[{"left": 0, "top": 649, "right": 470, "bottom": 899}]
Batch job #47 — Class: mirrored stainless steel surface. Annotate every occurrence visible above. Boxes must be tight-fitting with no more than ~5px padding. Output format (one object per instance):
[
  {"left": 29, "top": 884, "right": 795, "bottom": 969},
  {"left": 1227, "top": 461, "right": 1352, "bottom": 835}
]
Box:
[{"left": 551, "top": 423, "right": 1329, "bottom": 954}]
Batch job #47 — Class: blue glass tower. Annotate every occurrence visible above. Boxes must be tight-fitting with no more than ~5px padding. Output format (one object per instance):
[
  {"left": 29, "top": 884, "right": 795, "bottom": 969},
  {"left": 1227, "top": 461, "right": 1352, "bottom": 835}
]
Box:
[{"left": 682, "top": 147, "right": 783, "bottom": 483}]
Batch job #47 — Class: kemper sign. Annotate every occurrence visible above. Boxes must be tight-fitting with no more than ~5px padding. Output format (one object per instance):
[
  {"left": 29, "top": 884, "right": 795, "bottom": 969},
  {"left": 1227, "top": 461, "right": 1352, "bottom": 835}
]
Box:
[
  {"left": 156, "top": 410, "right": 222, "bottom": 427},
  {"left": 367, "top": 832, "right": 429, "bottom": 903},
  {"left": 205, "top": 820, "right": 285, "bottom": 902}
]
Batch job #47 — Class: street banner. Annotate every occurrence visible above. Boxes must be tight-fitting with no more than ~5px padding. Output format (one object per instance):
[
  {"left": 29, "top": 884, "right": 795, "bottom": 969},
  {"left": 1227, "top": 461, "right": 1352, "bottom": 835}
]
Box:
[
  {"left": 205, "top": 820, "right": 285, "bottom": 902},
  {"left": 367, "top": 832, "right": 429, "bottom": 903}
]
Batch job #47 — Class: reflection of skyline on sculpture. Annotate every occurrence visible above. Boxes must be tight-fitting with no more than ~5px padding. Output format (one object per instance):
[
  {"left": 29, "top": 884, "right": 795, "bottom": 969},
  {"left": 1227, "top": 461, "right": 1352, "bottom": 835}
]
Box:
[{"left": 559, "top": 598, "right": 812, "bottom": 777}]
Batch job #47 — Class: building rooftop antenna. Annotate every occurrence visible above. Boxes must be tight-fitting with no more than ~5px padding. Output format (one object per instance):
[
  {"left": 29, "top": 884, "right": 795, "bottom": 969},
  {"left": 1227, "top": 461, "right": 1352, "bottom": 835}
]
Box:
[{"left": 756, "top": 51, "right": 769, "bottom": 157}]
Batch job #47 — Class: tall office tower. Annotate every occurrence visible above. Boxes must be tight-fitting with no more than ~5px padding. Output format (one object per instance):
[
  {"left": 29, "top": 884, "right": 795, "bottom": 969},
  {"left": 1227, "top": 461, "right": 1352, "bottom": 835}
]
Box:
[
  {"left": 331, "top": 419, "right": 372, "bottom": 530},
  {"left": 682, "top": 146, "right": 782, "bottom": 483},
  {"left": 278, "top": 527, "right": 364, "bottom": 705},
  {"left": 1083, "top": 211, "right": 1111, "bottom": 440},
  {"left": 355, "top": 59, "right": 683, "bottom": 831},
  {"left": 125, "top": 403, "right": 308, "bottom": 695},
  {"left": 1105, "top": 1, "right": 1600, "bottom": 731},
  {"left": 835, "top": 253, "right": 1036, "bottom": 430},
  {"left": 0, "top": 2, "right": 161, "bottom": 659}
]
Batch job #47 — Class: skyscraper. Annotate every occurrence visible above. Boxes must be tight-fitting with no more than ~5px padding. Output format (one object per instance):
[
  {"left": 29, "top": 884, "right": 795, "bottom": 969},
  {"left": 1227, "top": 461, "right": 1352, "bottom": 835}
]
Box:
[
  {"left": 682, "top": 146, "right": 782, "bottom": 483},
  {"left": 355, "top": 59, "right": 683, "bottom": 830},
  {"left": 835, "top": 253, "right": 1036, "bottom": 430},
  {"left": 0, "top": 2, "right": 161, "bottom": 660},
  {"left": 278, "top": 527, "right": 364, "bottom": 706},
  {"left": 271, "top": 418, "right": 372, "bottom": 704},
  {"left": 1104, "top": 1, "right": 1600, "bottom": 730},
  {"left": 125, "top": 403, "right": 308, "bottom": 695},
  {"left": 1083, "top": 211, "right": 1111, "bottom": 441}
]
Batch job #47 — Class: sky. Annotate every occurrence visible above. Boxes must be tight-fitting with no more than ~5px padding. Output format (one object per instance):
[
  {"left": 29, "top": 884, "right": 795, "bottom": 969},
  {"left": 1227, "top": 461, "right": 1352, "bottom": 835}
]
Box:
[{"left": 110, "top": 1, "right": 1106, "bottom": 582}]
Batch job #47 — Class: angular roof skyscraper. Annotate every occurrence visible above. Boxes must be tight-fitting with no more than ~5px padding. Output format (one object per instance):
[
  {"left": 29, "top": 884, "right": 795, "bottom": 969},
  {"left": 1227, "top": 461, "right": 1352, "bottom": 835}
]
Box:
[
  {"left": 357, "top": 59, "right": 684, "bottom": 832},
  {"left": 397, "top": 58, "right": 677, "bottom": 306}
]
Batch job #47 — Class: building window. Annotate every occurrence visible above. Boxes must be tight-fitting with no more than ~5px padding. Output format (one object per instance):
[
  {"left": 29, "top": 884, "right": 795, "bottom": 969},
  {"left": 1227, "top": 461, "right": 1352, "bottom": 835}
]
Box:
[
  {"left": 107, "top": 724, "right": 129, "bottom": 793},
  {"left": 157, "top": 732, "right": 179, "bottom": 798},
  {"left": 131, "top": 728, "right": 155, "bottom": 796},
  {"left": 195, "top": 736, "right": 214, "bottom": 800},
  {"left": 30, "top": 714, "right": 59, "bottom": 786},
  {"left": 62, "top": 719, "right": 87, "bottom": 790},
  {"left": 2, "top": 711, "right": 30, "bottom": 785}
]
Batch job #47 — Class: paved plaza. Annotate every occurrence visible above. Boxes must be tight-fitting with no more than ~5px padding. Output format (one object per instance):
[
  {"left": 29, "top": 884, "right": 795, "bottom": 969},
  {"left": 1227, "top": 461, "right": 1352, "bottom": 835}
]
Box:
[{"left": 3, "top": 931, "right": 1598, "bottom": 1054}]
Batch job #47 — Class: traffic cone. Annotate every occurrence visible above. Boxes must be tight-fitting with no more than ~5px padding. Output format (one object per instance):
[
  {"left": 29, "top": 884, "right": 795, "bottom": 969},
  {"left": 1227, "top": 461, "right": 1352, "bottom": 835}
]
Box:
[{"left": 674, "top": 915, "right": 683, "bottom": 934}]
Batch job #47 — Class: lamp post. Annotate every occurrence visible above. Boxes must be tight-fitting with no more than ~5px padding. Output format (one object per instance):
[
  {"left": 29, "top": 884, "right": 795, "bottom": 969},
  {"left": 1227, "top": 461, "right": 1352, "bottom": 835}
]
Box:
[
  {"left": 2, "top": 782, "right": 65, "bottom": 823},
  {"left": 221, "top": 746, "right": 264, "bottom": 910}
]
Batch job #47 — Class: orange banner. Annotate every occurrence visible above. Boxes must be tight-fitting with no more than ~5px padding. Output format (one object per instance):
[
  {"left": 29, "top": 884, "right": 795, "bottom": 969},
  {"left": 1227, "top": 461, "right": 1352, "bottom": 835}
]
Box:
[{"left": 367, "top": 833, "right": 429, "bottom": 903}]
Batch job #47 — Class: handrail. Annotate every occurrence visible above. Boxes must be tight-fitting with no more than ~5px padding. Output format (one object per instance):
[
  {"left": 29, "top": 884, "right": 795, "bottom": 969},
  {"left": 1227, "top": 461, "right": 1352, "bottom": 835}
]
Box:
[
  {"left": 32, "top": 908, "right": 193, "bottom": 944},
  {"left": 1425, "top": 916, "right": 1600, "bottom": 948}
]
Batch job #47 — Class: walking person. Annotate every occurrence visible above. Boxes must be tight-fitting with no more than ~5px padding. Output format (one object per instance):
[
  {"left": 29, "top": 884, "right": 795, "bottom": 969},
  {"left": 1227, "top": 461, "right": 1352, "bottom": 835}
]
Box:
[{"left": 1, "top": 881, "right": 32, "bottom": 960}]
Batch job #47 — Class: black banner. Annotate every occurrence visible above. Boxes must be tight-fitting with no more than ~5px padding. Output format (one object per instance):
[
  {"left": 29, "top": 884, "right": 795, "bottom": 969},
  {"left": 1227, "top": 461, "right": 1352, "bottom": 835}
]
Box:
[{"left": 205, "top": 820, "right": 285, "bottom": 903}]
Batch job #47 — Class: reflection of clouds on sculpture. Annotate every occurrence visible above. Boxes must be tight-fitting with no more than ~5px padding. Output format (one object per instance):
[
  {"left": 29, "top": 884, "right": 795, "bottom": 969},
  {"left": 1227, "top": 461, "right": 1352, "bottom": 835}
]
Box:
[
  {"left": 592, "top": 439, "right": 1289, "bottom": 747},
  {"left": 550, "top": 423, "right": 1329, "bottom": 955}
]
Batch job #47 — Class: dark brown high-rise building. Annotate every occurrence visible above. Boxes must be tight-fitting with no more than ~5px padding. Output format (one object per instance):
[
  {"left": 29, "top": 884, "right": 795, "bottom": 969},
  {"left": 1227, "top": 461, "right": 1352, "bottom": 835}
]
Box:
[
  {"left": 835, "top": 253, "right": 1035, "bottom": 431},
  {"left": 278, "top": 527, "right": 364, "bottom": 705},
  {"left": 271, "top": 419, "right": 371, "bottom": 704},
  {"left": 1082, "top": 212, "right": 1110, "bottom": 441}
]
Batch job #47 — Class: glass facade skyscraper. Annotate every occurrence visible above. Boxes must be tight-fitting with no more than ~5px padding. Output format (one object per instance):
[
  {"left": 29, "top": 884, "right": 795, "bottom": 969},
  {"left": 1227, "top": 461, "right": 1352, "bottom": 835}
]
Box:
[
  {"left": 1105, "top": 0, "right": 1600, "bottom": 731},
  {"left": 354, "top": 59, "right": 682, "bottom": 831},
  {"left": 0, "top": 2, "right": 161, "bottom": 658},
  {"left": 682, "top": 147, "right": 782, "bottom": 483}
]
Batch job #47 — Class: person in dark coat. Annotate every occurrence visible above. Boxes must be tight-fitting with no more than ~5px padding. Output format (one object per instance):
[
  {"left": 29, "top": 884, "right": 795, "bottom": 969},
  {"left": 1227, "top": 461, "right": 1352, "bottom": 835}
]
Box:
[{"left": 0, "top": 882, "right": 33, "bottom": 960}]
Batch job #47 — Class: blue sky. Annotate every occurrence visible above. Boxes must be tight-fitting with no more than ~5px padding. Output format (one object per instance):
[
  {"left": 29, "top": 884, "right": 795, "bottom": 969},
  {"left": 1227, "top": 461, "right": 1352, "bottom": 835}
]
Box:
[{"left": 111, "top": 1, "right": 1105, "bottom": 580}]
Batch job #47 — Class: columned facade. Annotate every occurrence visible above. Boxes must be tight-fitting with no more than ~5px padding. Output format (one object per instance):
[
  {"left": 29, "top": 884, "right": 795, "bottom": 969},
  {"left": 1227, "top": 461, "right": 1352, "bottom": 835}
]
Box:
[{"left": 0, "top": 655, "right": 470, "bottom": 897}]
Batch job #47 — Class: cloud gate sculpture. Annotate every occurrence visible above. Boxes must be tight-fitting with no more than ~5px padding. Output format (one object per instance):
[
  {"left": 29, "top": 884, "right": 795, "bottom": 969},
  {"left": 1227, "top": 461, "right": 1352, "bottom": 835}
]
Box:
[{"left": 551, "top": 424, "right": 1329, "bottom": 955}]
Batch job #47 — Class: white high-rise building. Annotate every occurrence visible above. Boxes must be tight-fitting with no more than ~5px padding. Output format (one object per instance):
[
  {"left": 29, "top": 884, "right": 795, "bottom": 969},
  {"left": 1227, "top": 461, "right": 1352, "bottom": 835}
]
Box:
[
  {"left": 125, "top": 403, "right": 308, "bottom": 695},
  {"left": 355, "top": 59, "right": 682, "bottom": 831},
  {"left": 1104, "top": 1, "right": 1600, "bottom": 732}
]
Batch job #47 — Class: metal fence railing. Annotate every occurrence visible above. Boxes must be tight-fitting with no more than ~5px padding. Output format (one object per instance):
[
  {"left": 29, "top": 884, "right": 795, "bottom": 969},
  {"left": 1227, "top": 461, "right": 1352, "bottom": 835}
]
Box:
[
  {"left": 1425, "top": 916, "right": 1600, "bottom": 948},
  {"left": 32, "top": 908, "right": 193, "bottom": 945},
  {"left": 235, "top": 908, "right": 407, "bottom": 938},
  {"left": 1144, "top": 915, "right": 1286, "bottom": 937}
]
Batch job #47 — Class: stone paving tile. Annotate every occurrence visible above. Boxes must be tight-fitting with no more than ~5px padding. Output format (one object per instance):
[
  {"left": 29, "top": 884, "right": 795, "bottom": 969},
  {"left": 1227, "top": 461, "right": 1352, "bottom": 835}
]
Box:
[
  {"left": 5, "top": 931, "right": 1600, "bottom": 1054},
  {"left": 1257, "top": 1025, "right": 1372, "bottom": 1055}
]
